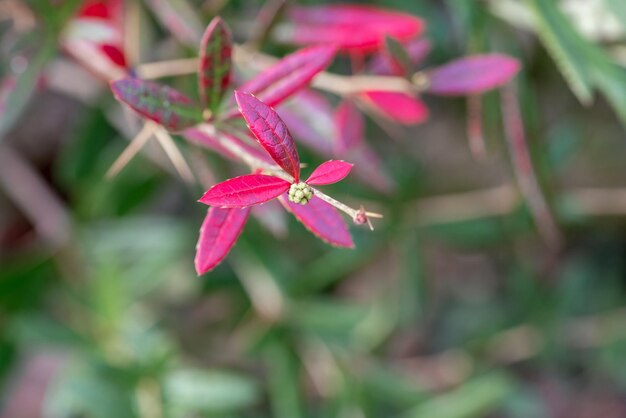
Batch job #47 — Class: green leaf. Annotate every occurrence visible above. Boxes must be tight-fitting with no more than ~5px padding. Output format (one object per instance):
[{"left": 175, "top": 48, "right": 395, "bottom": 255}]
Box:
[
  {"left": 164, "top": 369, "right": 259, "bottom": 415},
  {"left": 527, "top": 0, "right": 594, "bottom": 104},
  {"left": 384, "top": 35, "right": 412, "bottom": 77},
  {"left": 405, "top": 373, "right": 515, "bottom": 418}
]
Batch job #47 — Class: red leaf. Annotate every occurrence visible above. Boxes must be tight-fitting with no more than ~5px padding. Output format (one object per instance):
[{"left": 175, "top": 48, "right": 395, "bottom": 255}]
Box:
[
  {"left": 334, "top": 100, "right": 364, "bottom": 154},
  {"left": 199, "top": 17, "right": 232, "bottom": 113},
  {"left": 238, "top": 45, "right": 336, "bottom": 107},
  {"left": 279, "top": 195, "right": 354, "bottom": 248},
  {"left": 306, "top": 160, "right": 353, "bottom": 186},
  {"left": 195, "top": 207, "right": 250, "bottom": 275},
  {"left": 63, "top": 0, "right": 127, "bottom": 79},
  {"left": 278, "top": 89, "right": 335, "bottom": 155},
  {"left": 199, "top": 174, "right": 291, "bottom": 208},
  {"left": 110, "top": 77, "right": 203, "bottom": 131},
  {"left": 283, "top": 5, "right": 424, "bottom": 53},
  {"left": 235, "top": 91, "right": 301, "bottom": 180},
  {"left": 427, "top": 54, "right": 521, "bottom": 96},
  {"left": 359, "top": 91, "right": 429, "bottom": 125},
  {"left": 369, "top": 38, "right": 431, "bottom": 76}
]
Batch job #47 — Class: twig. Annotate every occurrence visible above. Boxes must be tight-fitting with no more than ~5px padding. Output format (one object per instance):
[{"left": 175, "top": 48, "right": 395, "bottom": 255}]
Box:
[
  {"left": 153, "top": 127, "right": 196, "bottom": 183},
  {"left": 0, "top": 144, "right": 71, "bottom": 248},
  {"left": 501, "top": 84, "right": 563, "bottom": 249},
  {"left": 106, "top": 122, "right": 157, "bottom": 178}
]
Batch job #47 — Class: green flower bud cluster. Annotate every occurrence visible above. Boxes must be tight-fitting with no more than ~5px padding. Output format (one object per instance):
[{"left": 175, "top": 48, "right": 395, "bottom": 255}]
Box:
[{"left": 288, "top": 182, "right": 313, "bottom": 205}]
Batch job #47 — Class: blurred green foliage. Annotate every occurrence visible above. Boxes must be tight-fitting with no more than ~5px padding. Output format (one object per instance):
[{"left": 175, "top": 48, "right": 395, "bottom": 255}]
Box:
[{"left": 2, "top": 0, "right": 626, "bottom": 417}]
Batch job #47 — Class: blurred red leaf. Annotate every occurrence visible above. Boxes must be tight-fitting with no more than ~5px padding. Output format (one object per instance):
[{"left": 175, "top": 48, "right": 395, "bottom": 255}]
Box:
[
  {"left": 278, "top": 89, "right": 335, "bottom": 155},
  {"left": 334, "top": 100, "right": 364, "bottom": 154},
  {"left": 63, "top": 0, "right": 127, "bottom": 79},
  {"left": 199, "top": 17, "right": 232, "bottom": 113},
  {"left": 427, "top": 54, "right": 521, "bottom": 96},
  {"left": 348, "top": 144, "right": 395, "bottom": 193},
  {"left": 199, "top": 174, "right": 291, "bottom": 207},
  {"left": 306, "top": 160, "right": 353, "bottom": 186},
  {"left": 238, "top": 45, "right": 337, "bottom": 107},
  {"left": 284, "top": 4, "right": 424, "bottom": 53},
  {"left": 279, "top": 195, "right": 354, "bottom": 248},
  {"left": 369, "top": 38, "right": 431, "bottom": 76},
  {"left": 359, "top": 91, "right": 429, "bottom": 125},
  {"left": 235, "top": 91, "right": 301, "bottom": 180},
  {"left": 195, "top": 207, "right": 250, "bottom": 275},
  {"left": 110, "top": 77, "right": 203, "bottom": 131}
]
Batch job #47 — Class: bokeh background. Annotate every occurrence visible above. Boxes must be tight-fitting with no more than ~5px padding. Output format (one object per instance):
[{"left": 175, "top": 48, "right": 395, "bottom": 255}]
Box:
[{"left": 3, "top": 0, "right": 626, "bottom": 417}]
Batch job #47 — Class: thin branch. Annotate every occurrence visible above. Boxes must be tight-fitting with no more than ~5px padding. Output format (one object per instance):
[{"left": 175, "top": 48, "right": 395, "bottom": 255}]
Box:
[
  {"left": 154, "top": 127, "right": 196, "bottom": 183},
  {"left": 106, "top": 122, "right": 157, "bottom": 178},
  {"left": 501, "top": 84, "right": 563, "bottom": 249}
]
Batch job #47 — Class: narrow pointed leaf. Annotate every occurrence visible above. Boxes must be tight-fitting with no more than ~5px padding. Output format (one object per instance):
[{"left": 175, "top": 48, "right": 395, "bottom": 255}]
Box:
[
  {"left": 281, "top": 5, "right": 424, "bottom": 53},
  {"left": 427, "top": 54, "right": 521, "bottom": 96},
  {"left": 383, "top": 36, "right": 412, "bottom": 76},
  {"left": 305, "top": 160, "right": 353, "bottom": 186},
  {"left": 195, "top": 207, "right": 250, "bottom": 275},
  {"left": 334, "top": 100, "right": 364, "bottom": 154},
  {"left": 110, "top": 78, "right": 203, "bottom": 131},
  {"left": 199, "top": 17, "right": 232, "bottom": 113},
  {"left": 235, "top": 91, "right": 300, "bottom": 180},
  {"left": 238, "top": 45, "right": 337, "bottom": 107},
  {"left": 359, "top": 91, "right": 429, "bottom": 125},
  {"left": 279, "top": 195, "right": 354, "bottom": 248},
  {"left": 199, "top": 174, "right": 291, "bottom": 208}
]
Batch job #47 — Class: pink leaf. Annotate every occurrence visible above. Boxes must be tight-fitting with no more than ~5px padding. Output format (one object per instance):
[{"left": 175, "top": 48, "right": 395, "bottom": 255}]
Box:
[
  {"left": 199, "top": 17, "right": 232, "bottom": 113},
  {"left": 238, "top": 45, "right": 337, "bottom": 107},
  {"left": 306, "top": 160, "right": 353, "bottom": 186},
  {"left": 283, "top": 5, "right": 424, "bottom": 53},
  {"left": 347, "top": 144, "right": 395, "bottom": 194},
  {"left": 334, "top": 100, "right": 364, "bottom": 154},
  {"left": 427, "top": 54, "right": 521, "bottom": 96},
  {"left": 235, "top": 91, "right": 301, "bottom": 180},
  {"left": 195, "top": 207, "right": 250, "bottom": 275},
  {"left": 199, "top": 174, "right": 291, "bottom": 208},
  {"left": 110, "top": 77, "right": 203, "bottom": 131},
  {"left": 183, "top": 127, "right": 272, "bottom": 163},
  {"left": 369, "top": 38, "right": 431, "bottom": 76},
  {"left": 359, "top": 91, "right": 429, "bottom": 125},
  {"left": 278, "top": 89, "right": 335, "bottom": 155},
  {"left": 279, "top": 195, "right": 354, "bottom": 248}
]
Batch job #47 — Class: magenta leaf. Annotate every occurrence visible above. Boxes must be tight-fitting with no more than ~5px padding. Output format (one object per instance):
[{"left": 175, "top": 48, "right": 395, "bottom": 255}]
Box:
[
  {"left": 235, "top": 91, "right": 301, "bottom": 180},
  {"left": 283, "top": 5, "right": 424, "bottom": 53},
  {"left": 306, "top": 160, "right": 353, "bottom": 186},
  {"left": 334, "top": 100, "right": 364, "bottom": 154},
  {"left": 238, "top": 45, "right": 337, "bottom": 107},
  {"left": 110, "top": 77, "right": 203, "bottom": 131},
  {"left": 427, "top": 54, "right": 521, "bottom": 96},
  {"left": 278, "top": 89, "right": 335, "bottom": 155},
  {"left": 279, "top": 195, "right": 354, "bottom": 248},
  {"left": 199, "top": 174, "right": 291, "bottom": 207},
  {"left": 199, "top": 17, "right": 232, "bottom": 113},
  {"left": 195, "top": 207, "right": 250, "bottom": 275},
  {"left": 359, "top": 91, "right": 429, "bottom": 125}
]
